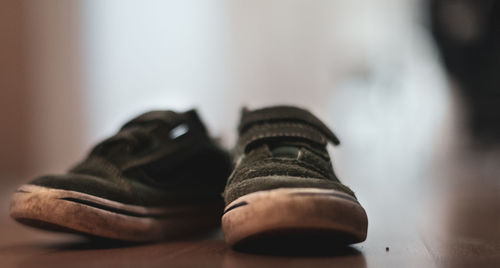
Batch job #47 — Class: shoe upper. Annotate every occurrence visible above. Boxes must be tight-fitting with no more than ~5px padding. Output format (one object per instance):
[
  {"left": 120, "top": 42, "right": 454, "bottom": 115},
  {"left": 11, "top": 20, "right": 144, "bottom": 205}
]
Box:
[
  {"left": 223, "top": 106, "right": 356, "bottom": 205},
  {"left": 30, "top": 110, "right": 232, "bottom": 206}
]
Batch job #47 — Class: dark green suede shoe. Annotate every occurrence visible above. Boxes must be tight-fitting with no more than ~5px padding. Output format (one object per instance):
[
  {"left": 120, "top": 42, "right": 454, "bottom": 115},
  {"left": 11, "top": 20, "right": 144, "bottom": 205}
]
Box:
[
  {"left": 222, "top": 106, "right": 368, "bottom": 248},
  {"left": 10, "top": 109, "right": 232, "bottom": 241}
]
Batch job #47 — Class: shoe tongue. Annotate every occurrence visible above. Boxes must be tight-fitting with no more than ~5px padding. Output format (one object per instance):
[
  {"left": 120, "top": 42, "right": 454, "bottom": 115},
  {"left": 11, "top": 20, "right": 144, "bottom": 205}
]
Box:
[{"left": 270, "top": 145, "right": 300, "bottom": 158}]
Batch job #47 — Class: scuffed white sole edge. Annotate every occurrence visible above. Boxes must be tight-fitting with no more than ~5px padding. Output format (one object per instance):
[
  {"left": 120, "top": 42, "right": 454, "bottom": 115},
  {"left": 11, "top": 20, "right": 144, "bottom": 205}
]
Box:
[
  {"left": 10, "top": 185, "right": 222, "bottom": 242},
  {"left": 222, "top": 187, "right": 368, "bottom": 246}
]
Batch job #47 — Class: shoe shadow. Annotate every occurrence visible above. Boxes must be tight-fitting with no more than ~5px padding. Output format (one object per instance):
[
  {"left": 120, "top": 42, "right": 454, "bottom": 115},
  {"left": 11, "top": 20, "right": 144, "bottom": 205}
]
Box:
[
  {"left": 224, "top": 241, "right": 366, "bottom": 268},
  {"left": 233, "top": 243, "right": 362, "bottom": 257},
  {"left": 37, "top": 227, "right": 223, "bottom": 251},
  {"left": 41, "top": 237, "right": 146, "bottom": 251},
  {"left": 223, "top": 231, "right": 367, "bottom": 268},
  {"left": 230, "top": 229, "right": 364, "bottom": 257}
]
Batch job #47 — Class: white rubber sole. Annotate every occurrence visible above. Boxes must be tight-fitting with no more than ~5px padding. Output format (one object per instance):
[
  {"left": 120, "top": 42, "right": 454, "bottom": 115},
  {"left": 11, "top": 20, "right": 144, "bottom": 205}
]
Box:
[
  {"left": 222, "top": 188, "right": 368, "bottom": 247},
  {"left": 10, "top": 185, "right": 222, "bottom": 242}
]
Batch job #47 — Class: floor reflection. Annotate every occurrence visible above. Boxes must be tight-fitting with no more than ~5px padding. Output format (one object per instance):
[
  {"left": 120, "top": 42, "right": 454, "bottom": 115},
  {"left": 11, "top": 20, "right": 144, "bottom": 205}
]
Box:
[
  {"left": 424, "top": 148, "right": 500, "bottom": 268},
  {"left": 17, "top": 239, "right": 226, "bottom": 268}
]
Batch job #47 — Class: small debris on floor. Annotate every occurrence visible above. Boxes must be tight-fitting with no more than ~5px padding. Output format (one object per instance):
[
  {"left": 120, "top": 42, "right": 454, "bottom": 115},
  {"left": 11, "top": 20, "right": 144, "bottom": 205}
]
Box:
[{"left": 386, "top": 247, "right": 390, "bottom": 252}]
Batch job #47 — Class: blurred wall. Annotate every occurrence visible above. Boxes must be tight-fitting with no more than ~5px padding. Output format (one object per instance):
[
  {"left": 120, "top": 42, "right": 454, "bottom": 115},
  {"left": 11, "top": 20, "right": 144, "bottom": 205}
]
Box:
[
  {"left": 81, "top": 0, "right": 451, "bottom": 161},
  {"left": 25, "top": 0, "right": 86, "bottom": 174},
  {"left": 0, "top": 1, "right": 31, "bottom": 174},
  {"left": 0, "top": 1, "right": 86, "bottom": 179}
]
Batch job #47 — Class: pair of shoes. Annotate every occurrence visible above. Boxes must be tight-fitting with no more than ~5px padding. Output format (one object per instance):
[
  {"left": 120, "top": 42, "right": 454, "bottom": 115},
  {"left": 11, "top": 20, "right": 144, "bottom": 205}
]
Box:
[{"left": 10, "top": 106, "right": 368, "bottom": 247}]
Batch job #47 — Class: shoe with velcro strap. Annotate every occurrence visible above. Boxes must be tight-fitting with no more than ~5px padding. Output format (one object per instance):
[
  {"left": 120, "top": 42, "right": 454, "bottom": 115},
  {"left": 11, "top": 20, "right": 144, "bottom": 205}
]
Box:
[
  {"left": 222, "top": 106, "right": 368, "bottom": 249},
  {"left": 10, "top": 109, "right": 232, "bottom": 242}
]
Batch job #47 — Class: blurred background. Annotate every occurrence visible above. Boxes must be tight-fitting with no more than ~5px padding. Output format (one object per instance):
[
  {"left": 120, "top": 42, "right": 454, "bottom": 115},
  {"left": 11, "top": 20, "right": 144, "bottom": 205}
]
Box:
[
  {"left": 3, "top": 0, "right": 499, "bottom": 179},
  {"left": 1, "top": 1, "right": 499, "bottom": 266},
  {"left": 0, "top": 0, "right": 449, "bottom": 175}
]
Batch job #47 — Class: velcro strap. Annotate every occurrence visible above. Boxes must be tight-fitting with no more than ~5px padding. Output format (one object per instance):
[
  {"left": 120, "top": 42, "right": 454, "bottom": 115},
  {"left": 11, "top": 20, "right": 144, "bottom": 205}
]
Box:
[
  {"left": 120, "top": 110, "right": 179, "bottom": 130},
  {"left": 239, "top": 122, "right": 331, "bottom": 150},
  {"left": 238, "top": 106, "right": 340, "bottom": 149}
]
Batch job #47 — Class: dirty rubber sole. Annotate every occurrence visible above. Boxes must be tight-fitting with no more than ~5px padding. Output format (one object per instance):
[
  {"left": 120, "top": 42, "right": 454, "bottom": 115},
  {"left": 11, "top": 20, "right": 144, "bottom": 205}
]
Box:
[
  {"left": 222, "top": 188, "right": 368, "bottom": 248},
  {"left": 10, "top": 185, "right": 223, "bottom": 242}
]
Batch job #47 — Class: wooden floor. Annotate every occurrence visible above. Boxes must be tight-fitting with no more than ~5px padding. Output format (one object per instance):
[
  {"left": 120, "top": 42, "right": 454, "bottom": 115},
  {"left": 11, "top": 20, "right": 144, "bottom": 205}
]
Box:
[{"left": 1, "top": 112, "right": 499, "bottom": 268}]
